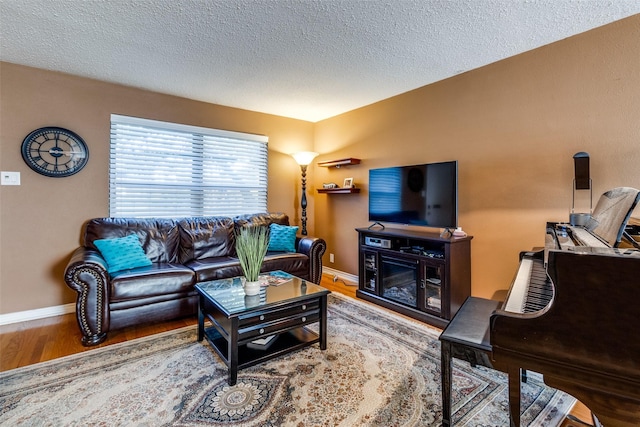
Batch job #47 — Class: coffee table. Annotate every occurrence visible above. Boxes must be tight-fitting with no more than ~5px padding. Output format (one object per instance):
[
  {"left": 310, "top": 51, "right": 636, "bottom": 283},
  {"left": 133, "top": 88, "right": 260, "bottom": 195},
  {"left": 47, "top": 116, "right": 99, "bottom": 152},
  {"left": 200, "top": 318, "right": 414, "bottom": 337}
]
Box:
[{"left": 195, "top": 271, "right": 330, "bottom": 385}]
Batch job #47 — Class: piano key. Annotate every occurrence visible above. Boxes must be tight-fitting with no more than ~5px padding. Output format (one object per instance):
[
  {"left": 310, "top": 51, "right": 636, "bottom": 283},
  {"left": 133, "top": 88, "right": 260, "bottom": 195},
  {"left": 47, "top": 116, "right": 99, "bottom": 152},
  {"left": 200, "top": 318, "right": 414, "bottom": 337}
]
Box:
[
  {"left": 504, "top": 257, "right": 532, "bottom": 313},
  {"left": 504, "top": 255, "right": 553, "bottom": 314}
]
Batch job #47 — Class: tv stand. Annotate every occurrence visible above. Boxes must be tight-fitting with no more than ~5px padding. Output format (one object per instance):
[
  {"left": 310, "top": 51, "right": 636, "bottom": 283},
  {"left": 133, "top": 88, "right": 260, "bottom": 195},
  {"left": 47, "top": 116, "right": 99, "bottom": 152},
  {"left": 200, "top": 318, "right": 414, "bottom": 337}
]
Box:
[
  {"left": 367, "top": 221, "right": 385, "bottom": 230},
  {"left": 356, "top": 227, "right": 472, "bottom": 328}
]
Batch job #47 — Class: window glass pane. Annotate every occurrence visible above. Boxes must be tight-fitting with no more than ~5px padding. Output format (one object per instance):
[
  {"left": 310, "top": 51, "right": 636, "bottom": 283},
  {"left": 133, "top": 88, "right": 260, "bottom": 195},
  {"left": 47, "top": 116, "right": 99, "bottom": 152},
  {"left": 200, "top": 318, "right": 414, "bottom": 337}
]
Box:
[{"left": 109, "top": 115, "right": 268, "bottom": 218}]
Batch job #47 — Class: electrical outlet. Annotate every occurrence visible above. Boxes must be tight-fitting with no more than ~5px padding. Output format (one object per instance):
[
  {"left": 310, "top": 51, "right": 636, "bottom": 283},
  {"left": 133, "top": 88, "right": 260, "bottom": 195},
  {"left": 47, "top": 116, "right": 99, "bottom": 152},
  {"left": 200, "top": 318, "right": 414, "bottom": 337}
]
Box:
[{"left": 329, "top": 253, "right": 334, "bottom": 263}]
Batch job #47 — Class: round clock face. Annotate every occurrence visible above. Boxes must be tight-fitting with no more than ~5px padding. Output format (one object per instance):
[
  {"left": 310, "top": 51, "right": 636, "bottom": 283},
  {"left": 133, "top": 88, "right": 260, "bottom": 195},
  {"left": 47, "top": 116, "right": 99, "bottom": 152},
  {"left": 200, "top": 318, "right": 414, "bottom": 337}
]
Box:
[{"left": 21, "top": 127, "right": 89, "bottom": 177}]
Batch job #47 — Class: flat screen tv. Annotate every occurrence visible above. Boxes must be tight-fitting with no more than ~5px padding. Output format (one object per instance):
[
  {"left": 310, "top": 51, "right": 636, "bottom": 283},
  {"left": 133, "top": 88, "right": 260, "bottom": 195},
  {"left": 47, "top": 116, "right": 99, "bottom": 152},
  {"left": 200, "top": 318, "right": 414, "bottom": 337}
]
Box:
[{"left": 368, "top": 161, "right": 458, "bottom": 229}]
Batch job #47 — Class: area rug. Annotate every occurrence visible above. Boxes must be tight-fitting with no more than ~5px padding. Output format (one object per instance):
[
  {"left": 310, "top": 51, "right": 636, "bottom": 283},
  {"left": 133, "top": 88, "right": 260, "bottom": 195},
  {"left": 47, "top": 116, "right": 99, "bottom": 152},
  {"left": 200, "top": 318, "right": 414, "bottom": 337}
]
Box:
[{"left": 0, "top": 293, "right": 574, "bottom": 426}]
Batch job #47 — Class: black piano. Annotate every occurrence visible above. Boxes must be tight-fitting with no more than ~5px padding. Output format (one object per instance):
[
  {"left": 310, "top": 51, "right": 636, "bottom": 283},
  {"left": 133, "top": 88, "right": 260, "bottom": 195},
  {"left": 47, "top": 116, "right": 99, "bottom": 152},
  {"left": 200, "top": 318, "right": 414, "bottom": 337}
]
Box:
[{"left": 490, "top": 187, "right": 640, "bottom": 426}]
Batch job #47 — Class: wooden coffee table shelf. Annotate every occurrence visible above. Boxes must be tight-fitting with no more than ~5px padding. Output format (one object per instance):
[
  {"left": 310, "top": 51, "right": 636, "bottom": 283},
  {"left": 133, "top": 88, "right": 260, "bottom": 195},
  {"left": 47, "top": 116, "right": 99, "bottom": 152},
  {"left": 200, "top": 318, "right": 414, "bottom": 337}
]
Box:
[{"left": 202, "top": 326, "right": 319, "bottom": 370}]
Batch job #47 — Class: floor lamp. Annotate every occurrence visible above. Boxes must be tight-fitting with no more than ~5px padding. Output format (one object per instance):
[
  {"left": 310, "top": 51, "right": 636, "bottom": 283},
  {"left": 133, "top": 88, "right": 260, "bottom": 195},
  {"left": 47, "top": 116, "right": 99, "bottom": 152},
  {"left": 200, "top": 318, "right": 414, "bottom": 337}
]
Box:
[{"left": 292, "top": 151, "right": 319, "bottom": 235}]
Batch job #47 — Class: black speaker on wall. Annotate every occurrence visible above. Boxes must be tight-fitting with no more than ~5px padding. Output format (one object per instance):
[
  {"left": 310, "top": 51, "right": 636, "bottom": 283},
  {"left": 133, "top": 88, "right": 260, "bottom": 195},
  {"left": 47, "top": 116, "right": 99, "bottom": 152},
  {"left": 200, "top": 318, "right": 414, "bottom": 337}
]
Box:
[{"left": 573, "top": 152, "right": 590, "bottom": 190}]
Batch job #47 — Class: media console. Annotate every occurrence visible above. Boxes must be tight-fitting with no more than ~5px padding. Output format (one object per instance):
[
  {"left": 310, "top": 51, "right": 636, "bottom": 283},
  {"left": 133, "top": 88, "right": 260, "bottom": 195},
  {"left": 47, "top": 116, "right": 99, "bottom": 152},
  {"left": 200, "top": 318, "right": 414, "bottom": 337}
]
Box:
[{"left": 356, "top": 227, "right": 472, "bottom": 328}]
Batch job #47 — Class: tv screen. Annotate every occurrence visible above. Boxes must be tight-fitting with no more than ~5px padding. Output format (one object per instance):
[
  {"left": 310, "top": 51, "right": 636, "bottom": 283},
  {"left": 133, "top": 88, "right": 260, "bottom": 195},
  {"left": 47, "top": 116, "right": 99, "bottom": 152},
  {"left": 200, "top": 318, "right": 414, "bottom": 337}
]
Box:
[{"left": 368, "top": 161, "right": 458, "bottom": 229}]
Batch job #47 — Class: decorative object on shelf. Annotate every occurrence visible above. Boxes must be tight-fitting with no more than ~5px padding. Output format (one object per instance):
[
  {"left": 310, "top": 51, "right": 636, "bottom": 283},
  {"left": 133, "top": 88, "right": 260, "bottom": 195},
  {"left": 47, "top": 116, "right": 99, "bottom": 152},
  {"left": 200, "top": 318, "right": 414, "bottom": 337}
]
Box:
[
  {"left": 291, "top": 151, "right": 319, "bottom": 235},
  {"left": 452, "top": 227, "right": 467, "bottom": 238},
  {"left": 316, "top": 158, "right": 360, "bottom": 195},
  {"left": 21, "top": 126, "right": 89, "bottom": 177},
  {"left": 247, "top": 334, "right": 278, "bottom": 350},
  {"left": 322, "top": 182, "right": 338, "bottom": 189},
  {"left": 235, "top": 225, "right": 269, "bottom": 295},
  {"left": 317, "top": 158, "right": 361, "bottom": 168}
]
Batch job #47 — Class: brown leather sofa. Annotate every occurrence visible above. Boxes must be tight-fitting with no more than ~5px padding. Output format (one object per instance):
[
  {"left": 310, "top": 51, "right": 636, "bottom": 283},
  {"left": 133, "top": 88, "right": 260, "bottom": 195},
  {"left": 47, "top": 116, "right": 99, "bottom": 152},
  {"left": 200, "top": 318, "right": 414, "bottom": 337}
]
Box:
[{"left": 64, "top": 212, "right": 326, "bottom": 346}]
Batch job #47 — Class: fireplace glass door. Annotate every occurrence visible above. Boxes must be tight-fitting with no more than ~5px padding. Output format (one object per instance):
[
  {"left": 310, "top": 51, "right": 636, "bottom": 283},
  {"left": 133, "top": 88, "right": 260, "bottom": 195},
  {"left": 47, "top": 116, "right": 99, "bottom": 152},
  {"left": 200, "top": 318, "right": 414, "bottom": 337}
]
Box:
[
  {"left": 422, "top": 263, "right": 443, "bottom": 315},
  {"left": 380, "top": 255, "right": 418, "bottom": 309}
]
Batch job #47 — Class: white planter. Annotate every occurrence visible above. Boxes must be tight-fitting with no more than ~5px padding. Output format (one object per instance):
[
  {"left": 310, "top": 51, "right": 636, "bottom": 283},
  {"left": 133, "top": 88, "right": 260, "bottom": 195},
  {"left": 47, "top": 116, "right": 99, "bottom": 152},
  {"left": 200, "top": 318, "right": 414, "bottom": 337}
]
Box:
[{"left": 243, "top": 280, "right": 261, "bottom": 296}]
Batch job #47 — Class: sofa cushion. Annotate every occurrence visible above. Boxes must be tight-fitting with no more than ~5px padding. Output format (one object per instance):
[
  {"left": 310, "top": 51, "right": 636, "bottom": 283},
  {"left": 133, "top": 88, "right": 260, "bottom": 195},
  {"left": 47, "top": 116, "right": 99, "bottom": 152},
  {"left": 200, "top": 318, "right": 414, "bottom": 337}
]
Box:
[
  {"left": 85, "top": 218, "right": 180, "bottom": 263},
  {"left": 109, "top": 263, "right": 195, "bottom": 301},
  {"left": 185, "top": 252, "right": 310, "bottom": 283},
  {"left": 94, "top": 234, "right": 152, "bottom": 274},
  {"left": 109, "top": 290, "right": 198, "bottom": 311},
  {"left": 184, "top": 256, "right": 241, "bottom": 283},
  {"left": 109, "top": 293, "right": 198, "bottom": 330},
  {"left": 268, "top": 223, "right": 298, "bottom": 252},
  {"left": 234, "top": 212, "right": 290, "bottom": 230},
  {"left": 262, "top": 252, "right": 309, "bottom": 280},
  {"left": 178, "top": 217, "right": 235, "bottom": 263}
]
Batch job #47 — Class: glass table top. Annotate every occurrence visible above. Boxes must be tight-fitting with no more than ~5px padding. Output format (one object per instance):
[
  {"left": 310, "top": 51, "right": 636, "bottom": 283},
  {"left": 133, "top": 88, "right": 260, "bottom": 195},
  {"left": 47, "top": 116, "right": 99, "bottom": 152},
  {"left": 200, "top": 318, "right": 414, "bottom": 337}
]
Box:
[{"left": 195, "top": 271, "right": 329, "bottom": 315}]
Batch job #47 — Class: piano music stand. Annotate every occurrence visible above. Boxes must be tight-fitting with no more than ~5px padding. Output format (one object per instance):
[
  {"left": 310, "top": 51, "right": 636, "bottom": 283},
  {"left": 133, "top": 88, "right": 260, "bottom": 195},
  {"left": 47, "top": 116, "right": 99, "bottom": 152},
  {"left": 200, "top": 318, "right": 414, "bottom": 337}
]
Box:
[{"left": 587, "top": 187, "right": 640, "bottom": 247}]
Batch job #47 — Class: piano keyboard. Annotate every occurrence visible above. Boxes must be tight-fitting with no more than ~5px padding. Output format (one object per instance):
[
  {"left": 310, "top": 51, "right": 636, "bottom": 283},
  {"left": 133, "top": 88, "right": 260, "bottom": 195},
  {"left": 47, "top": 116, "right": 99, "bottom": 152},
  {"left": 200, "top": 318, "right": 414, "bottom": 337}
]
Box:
[{"left": 504, "top": 255, "right": 554, "bottom": 314}]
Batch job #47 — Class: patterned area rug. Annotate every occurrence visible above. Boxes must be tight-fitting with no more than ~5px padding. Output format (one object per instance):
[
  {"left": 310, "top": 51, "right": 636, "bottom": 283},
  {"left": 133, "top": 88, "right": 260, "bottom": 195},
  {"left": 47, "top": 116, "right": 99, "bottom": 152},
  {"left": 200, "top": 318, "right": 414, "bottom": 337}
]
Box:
[{"left": 0, "top": 294, "right": 574, "bottom": 426}]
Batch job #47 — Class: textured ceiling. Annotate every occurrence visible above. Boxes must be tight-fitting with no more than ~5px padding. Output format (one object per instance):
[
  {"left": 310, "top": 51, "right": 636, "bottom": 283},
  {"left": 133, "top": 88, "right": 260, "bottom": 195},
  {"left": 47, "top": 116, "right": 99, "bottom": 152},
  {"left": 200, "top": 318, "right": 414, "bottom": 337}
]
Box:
[{"left": 1, "top": 1, "right": 639, "bottom": 122}]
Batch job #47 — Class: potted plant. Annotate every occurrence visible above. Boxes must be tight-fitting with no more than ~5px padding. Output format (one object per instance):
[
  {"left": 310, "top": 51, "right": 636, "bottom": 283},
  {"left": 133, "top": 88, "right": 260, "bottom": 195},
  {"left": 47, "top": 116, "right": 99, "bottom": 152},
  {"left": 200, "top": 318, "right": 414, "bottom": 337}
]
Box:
[{"left": 235, "top": 225, "right": 269, "bottom": 295}]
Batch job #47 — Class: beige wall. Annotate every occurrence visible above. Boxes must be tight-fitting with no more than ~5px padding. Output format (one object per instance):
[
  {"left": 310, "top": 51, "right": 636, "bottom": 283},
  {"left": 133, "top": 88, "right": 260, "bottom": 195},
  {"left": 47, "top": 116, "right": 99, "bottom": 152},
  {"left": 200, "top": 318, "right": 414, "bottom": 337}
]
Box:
[
  {"left": 0, "top": 63, "right": 315, "bottom": 314},
  {"left": 313, "top": 15, "right": 640, "bottom": 299},
  {"left": 1, "top": 15, "right": 639, "bottom": 315}
]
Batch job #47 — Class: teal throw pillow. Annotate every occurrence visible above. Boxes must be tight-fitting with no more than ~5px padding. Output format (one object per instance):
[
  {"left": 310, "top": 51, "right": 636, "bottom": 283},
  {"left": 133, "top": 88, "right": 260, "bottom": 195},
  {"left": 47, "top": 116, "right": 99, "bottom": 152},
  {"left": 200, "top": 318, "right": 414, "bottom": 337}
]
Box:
[
  {"left": 268, "top": 223, "right": 299, "bottom": 252},
  {"left": 94, "top": 234, "right": 152, "bottom": 274}
]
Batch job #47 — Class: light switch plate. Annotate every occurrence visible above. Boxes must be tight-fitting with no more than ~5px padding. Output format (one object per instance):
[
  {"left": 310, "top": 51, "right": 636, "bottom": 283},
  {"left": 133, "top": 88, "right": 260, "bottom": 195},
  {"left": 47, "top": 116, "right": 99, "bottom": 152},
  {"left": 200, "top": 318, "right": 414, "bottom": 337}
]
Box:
[{"left": 1, "top": 171, "right": 21, "bottom": 185}]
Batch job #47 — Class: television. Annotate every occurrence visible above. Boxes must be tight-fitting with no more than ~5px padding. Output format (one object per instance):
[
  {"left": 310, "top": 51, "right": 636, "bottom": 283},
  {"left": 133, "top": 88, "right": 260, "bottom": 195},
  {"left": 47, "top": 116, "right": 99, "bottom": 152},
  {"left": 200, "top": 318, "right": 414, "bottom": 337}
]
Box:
[{"left": 368, "top": 161, "right": 458, "bottom": 229}]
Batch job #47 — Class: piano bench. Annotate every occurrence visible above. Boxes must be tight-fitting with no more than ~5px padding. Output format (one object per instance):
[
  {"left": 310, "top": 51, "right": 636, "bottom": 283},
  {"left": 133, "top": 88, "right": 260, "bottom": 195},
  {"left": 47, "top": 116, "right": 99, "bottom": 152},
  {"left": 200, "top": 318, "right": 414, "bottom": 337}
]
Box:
[{"left": 439, "top": 297, "right": 501, "bottom": 427}]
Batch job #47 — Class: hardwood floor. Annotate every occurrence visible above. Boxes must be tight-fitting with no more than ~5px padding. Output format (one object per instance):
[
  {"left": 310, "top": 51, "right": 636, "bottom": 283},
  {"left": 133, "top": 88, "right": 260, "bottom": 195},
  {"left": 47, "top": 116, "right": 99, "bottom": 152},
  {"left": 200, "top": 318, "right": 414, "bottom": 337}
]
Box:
[
  {"left": 0, "top": 273, "right": 590, "bottom": 425},
  {"left": 0, "top": 308, "right": 196, "bottom": 371}
]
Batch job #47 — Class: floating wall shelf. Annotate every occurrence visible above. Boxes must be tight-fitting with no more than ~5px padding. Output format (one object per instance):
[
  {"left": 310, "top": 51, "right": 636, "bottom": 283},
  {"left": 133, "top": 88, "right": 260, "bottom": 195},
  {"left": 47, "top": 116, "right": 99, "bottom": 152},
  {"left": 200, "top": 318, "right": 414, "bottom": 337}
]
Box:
[
  {"left": 317, "top": 158, "right": 361, "bottom": 168},
  {"left": 317, "top": 188, "right": 361, "bottom": 194}
]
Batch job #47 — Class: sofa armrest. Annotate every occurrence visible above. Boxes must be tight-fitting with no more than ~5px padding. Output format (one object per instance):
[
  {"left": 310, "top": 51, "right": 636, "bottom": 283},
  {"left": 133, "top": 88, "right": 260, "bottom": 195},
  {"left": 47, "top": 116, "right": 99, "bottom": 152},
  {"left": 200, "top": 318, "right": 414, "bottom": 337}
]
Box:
[
  {"left": 296, "top": 236, "right": 327, "bottom": 285},
  {"left": 64, "top": 247, "right": 111, "bottom": 346}
]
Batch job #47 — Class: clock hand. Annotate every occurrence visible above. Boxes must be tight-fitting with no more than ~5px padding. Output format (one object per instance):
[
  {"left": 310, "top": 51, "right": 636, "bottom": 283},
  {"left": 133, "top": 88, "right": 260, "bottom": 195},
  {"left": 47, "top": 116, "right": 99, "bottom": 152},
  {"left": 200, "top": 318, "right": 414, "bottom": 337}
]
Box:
[{"left": 47, "top": 149, "right": 84, "bottom": 156}]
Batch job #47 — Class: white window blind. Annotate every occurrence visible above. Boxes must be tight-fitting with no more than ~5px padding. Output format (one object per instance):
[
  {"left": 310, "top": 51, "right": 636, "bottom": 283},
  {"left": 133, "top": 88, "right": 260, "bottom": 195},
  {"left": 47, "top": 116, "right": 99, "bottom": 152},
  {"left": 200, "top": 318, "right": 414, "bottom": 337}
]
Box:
[{"left": 109, "top": 114, "right": 268, "bottom": 218}]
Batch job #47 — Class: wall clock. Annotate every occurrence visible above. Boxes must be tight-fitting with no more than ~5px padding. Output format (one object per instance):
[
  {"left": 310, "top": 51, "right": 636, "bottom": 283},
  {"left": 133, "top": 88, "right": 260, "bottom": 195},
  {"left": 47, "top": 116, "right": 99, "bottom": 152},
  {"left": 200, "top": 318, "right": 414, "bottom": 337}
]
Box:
[{"left": 21, "top": 127, "right": 89, "bottom": 177}]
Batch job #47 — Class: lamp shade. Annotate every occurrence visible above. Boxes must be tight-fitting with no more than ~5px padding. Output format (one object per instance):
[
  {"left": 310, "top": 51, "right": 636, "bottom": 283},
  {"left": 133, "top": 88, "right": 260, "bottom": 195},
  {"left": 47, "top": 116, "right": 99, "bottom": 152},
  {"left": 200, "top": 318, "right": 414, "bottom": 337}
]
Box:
[{"left": 292, "top": 151, "right": 319, "bottom": 166}]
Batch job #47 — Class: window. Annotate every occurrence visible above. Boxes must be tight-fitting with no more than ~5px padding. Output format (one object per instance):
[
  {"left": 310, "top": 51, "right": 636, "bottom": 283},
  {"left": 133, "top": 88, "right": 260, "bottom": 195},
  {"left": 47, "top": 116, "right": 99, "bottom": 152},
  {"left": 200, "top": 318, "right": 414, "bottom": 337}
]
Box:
[{"left": 109, "top": 114, "right": 268, "bottom": 218}]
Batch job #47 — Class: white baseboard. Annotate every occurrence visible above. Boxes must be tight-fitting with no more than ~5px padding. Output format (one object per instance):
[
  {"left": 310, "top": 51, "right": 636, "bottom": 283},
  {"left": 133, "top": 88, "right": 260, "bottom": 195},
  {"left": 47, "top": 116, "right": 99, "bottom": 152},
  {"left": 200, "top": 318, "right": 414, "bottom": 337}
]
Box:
[
  {"left": 0, "top": 303, "right": 75, "bottom": 326},
  {"left": 0, "top": 269, "right": 358, "bottom": 326},
  {"left": 322, "top": 267, "right": 359, "bottom": 285}
]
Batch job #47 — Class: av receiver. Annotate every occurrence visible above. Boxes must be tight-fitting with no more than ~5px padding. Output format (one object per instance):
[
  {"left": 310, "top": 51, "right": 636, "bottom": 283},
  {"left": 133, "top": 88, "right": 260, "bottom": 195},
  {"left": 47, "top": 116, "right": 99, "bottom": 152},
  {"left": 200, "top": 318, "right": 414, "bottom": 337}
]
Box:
[{"left": 364, "top": 236, "right": 391, "bottom": 248}]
